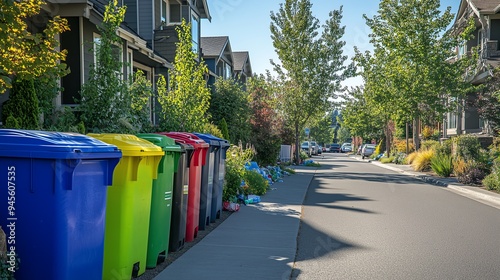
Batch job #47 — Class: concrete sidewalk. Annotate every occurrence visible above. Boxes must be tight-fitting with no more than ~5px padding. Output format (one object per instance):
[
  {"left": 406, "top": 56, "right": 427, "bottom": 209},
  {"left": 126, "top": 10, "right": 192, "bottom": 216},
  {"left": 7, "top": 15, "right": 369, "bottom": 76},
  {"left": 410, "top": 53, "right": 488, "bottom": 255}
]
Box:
[
  {"left": 154, "top": 167, "right": 316, "bottom": 280},
  {"left": 352, "top": 155, "right": 500, "bottom": 210}
]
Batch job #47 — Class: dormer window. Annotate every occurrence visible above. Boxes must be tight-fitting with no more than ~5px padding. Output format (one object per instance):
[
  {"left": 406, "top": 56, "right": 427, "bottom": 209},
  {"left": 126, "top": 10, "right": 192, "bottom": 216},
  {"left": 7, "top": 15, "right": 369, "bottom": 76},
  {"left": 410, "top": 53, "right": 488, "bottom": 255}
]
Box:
[{"left": 162, "top": 0, "right": 182, "bottom": 25}]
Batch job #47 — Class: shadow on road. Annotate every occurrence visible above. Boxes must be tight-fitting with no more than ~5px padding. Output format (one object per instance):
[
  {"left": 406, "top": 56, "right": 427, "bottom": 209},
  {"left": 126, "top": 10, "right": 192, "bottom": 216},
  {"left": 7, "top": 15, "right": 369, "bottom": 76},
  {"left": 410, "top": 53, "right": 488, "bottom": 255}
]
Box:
[{"left": 318, "top": 172, "right": 427, "bottom": 185}]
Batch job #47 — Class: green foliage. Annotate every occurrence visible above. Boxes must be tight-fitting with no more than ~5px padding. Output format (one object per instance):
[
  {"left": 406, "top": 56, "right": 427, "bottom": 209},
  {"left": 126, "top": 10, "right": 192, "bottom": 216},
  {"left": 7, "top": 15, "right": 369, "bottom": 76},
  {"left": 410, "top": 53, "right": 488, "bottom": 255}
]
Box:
[
  {"left": 157, "top": 19, "right": 210, "bottom": 132},
  {"left": 223, "top": 144, "right": 255, "bottom": 201},
  {"left": 374, "top": 140, "right": 385, "bottom": 156},
  {"left": 202, "top": 122, "right": 224, "bottom": 139},
  {"left": 242, "top": 170, "right": 269, "bottom": 196},
  {"left": 127, "top": 70, "right": 153, "bottom": 133},
  {"left": 430, "top": 154, "right": 453, "bottom": 177},
  {"left": 0, "top": 0, "right": 69, "bottom": 93},
  {"left": 46, "top": 107, "right": 83, "bottom": 133},
  {"left": 35, "top": 78, "right": 61, "bottom": 128},
  {"left": 299, "top": 150, "right": 309, "bottom": 161},
  {"left": 2, "top": 78, "right": 40, "bottom": 129},
  {"left": 309, "top": 114, "right": 334, "bottom": 145},
  {"left": 393, "top": 152, "right": 407, "bottom": 165},
  {"left": 304, "top": 161, "right": 321, "bottom": 167},
  {"left": 483, "top": 171, "right": 500, "bottom": 191},
  {"left": 209, "top": 78, "right": 251, "bottom": 144},
  {"left": 248, "top": 76, "right": 281, "bottom": 166},
  {"left": 435, "top": 139, "right": 452, "bottom": 156},
  {"left": 4, "top": 115, "right": 20, "bottom": 129},
  {"left": 380, "top": 157, "right": 394, "bottom": 164},
  {"left": 453, "top": 135, "right": 481, "bottom": 162},
  {"left": 79, "top": 0, "right": 130, "bottom": 133},
  {"left": 219, "top": 118, "right": 230, "bottom": 140},
  {"left": 421, "top": 140, "right": 439, "bottom": 151},
  {"left": 270, "top": 1, "right": 354, "bottom": 163}
]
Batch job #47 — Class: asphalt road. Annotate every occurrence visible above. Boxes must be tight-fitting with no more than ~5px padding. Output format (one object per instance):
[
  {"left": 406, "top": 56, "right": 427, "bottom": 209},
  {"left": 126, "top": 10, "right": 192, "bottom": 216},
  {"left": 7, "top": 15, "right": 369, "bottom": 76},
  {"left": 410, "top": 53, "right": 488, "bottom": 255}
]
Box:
[{"left": 292, "top": 153, "right": 500, "bottom": 280}]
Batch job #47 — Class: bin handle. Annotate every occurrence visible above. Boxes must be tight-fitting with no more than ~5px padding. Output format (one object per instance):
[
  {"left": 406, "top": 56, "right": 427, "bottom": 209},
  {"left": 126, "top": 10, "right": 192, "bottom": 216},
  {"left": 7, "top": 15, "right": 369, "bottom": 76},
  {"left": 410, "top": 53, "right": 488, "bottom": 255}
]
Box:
[
  {"left": 56, "top": 159, "right": 82, "bottom": 191},
  {"left": 130, "top": 157, "right": 142, "bottom": 181}
]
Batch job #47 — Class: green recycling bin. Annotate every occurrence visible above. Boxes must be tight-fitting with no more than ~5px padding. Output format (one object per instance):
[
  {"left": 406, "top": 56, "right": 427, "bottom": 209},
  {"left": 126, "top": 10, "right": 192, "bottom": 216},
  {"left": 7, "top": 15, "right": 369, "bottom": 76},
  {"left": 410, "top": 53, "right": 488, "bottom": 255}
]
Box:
[
  {"left": 88, "top": 134, "right": 164, "bottom": 279},
  {"left": 137, "top": 133, "right": 182, "bottom": 268}
]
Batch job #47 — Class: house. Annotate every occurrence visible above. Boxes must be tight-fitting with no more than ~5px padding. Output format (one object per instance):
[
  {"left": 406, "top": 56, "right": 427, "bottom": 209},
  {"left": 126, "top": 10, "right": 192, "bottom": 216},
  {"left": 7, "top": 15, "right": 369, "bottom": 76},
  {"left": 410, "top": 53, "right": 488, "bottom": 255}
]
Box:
[
  {"left": 445, "top": 0, "right": 500, "bottom": 139},
  {"left": 200, "top": 36, "right": 234, "bottom": 88},
  {"left": 232, "top": 51, "right": 253, "bottom": 85},
  {"left": 0, "top": 0, "right": 211, "bottom": 126}
]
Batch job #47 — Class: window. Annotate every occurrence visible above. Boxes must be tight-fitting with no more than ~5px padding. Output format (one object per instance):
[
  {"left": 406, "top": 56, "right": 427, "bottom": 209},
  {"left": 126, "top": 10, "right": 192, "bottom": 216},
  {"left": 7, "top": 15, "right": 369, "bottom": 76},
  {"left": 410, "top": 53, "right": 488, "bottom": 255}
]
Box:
[
  {"left": 448, "top": 113, "right": 457, "bottom": 129},
  {"left": 161, "top": 0, "right": 167, "bottom": 24},
  {"left": 191, "top": 12, "right": 199, "bottom": 54},
  {"left": 171, "top": 0, "right": 182, "bottom": 24},
  {"left": 225, "top": 63, "right": 232, "bottom": 79}
]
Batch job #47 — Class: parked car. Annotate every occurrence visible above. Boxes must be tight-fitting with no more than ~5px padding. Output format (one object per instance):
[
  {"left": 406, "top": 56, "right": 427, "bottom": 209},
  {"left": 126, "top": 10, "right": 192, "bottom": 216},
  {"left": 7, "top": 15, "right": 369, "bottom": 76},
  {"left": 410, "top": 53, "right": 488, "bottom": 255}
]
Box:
[
  {"left": 330, "top": 143, "right": 341, "bottom": 153},
  {"left": 361, "top": 144, "right": 376, "bottom": 159},
  {"left": 310, "top": 141, "right": 318, "bottom": 156},
  {"left": 301, "top": 141, "right": 312, "bottom": 156},
  {"left": 340, "top": 143, "right": 352, "bottom": 153}
]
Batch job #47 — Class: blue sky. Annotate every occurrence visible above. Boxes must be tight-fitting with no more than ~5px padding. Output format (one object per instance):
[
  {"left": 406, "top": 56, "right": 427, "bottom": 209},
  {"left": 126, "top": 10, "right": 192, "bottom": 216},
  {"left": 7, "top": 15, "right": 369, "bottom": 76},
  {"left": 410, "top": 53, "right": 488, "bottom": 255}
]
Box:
[{"left": 201, "top": 0, "right": 460, "bottom": 88}]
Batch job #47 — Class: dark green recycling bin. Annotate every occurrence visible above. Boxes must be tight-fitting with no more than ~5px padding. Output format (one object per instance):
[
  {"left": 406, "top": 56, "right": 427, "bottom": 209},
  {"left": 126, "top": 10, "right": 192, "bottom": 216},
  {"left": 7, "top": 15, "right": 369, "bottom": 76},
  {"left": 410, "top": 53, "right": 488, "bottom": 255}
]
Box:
[{"left": 137, "top": 134, "right": 181, "bottom": 268}]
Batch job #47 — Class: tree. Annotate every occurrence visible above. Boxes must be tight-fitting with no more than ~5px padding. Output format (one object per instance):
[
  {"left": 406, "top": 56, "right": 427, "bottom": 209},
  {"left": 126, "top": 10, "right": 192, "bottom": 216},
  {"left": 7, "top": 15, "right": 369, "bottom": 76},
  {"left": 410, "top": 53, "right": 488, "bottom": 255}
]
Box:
[
  {"left": 79, "top": 0, "right": 129, "bottom": 133},
  {"left": 270, "top": 1, "right": 353, "bottom": 163},
  {"left": 309, "top": 114, "right": 334, "bottom": 145},
  {"left": 470, "top": 68, "right": 500, "bottom": 135},
  {"left": 2, "top": 78, "right": 39, "bottom": 129},
  {"left": 128, "top": 70, "right": 154, "bottom": 132},
  {"left": 363, "top": 0, "right": 477, "bottom": 150},
  {"left": 337, "top": 126, "right": 351, "bottom": 144},
  {"left": 247, "top": 75, "right": 281, "bottom": 166},
  {"left": 209, "top": 77, "right": 251, "bottom": 144},
  {"left": 0, "top": 0, "right": 69, "bottom": 93},
  {"left": 157, "top": 19, "right": 210, "bottom": 132}
]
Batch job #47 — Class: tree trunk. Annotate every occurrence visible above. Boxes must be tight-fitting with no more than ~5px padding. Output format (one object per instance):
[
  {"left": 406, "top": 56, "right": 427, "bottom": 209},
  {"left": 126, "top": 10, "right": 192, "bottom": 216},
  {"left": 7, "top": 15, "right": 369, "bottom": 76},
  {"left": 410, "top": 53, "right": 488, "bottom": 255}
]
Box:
[
  {"left": 406, "top": 122, "right": 410, "bottom": 154},
  {"left": 295, "top": 123, "right": 300, "bottom": 164},
  {"left": 385, "top": 121, "right": 391, "bottom": 156}
]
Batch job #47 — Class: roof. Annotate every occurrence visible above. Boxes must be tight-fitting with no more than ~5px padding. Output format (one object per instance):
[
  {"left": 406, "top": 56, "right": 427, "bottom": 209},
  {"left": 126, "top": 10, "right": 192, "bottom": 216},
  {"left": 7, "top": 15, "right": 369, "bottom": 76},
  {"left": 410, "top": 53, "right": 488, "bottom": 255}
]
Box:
[
  {"left": 201, "top": 36, "right": 229, "bottom": 57},
  {"left": 471, "top": 0, "right": 500, "bottom": 13},
  {"left": 232, "top": 51, "right": 249, "bottom": 71}
]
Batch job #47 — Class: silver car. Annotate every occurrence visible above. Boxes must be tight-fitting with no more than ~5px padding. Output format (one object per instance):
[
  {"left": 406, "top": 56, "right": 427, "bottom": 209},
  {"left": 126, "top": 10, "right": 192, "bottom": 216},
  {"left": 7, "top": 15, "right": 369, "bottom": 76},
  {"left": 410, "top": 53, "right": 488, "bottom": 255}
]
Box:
[{"left": 361, "top": 144, "right": 376, "bottom": 159}]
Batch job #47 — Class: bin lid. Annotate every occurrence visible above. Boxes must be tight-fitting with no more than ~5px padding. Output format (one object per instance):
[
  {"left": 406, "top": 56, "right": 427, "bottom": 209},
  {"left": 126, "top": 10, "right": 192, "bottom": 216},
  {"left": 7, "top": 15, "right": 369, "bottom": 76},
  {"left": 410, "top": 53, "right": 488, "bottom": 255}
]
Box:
[
  {"left": 158, "top": 132, "right": 209, "bottom": 150},
  {"left": 136, "top": 133, "right": 181, "bottom": 153},
  {"left": 0, "top": 129, "right": 122, "bottom": 159},
  {"left": 88, "top": 133, "right": 164, "bottom": 157},
  {"left": 193, "top": 133, "right": 221, "bottom": 147}
]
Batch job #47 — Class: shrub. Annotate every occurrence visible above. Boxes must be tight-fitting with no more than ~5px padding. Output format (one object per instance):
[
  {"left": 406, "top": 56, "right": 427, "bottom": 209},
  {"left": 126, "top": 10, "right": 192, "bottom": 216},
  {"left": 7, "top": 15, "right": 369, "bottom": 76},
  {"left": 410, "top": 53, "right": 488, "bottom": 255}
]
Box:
[
  {"left": 435, "top": 139, "right": 452, "bottom": 156},
  {"left": 453, "top": 158, "right": 467, "bottom": 177},
  {"left": 421, "top": 140, "right": 439, "bottom": 151},
  {"left": 299, "top": 150, "right": 309, "bottom": 161},
  {"left": 242, "top": 169, "right": 269, "bottom": 195},
  {"left": 2, "top": 78, "right": 40, "bottom": 129},
  {"left": 483, "top": 171, "right": 500, "bottom": 191},
  {"left": 422, "top": 126, "right": 435, "bottom": 140},
  {"left": 393, "top": 138, "right": 414, "bottom": 153},
  {"left": 406, "top": 152, "right": 418, "bottom": 165},
  {"left": 223, "top": 144, "right": 255, "bottom": 201},
  {"left": 393, "top": 152, "right": 407, "bottom": 165},
  {"left": 453, "top": 135, "right": 481, "bottom": 161},
  {"left": 457, "top": 161, "right": 486, "bottom": 185},
  {"left": 430, "top": 154, "right": 453, "bottom": 177},
  {"left": 411, "top": 149, "right": 435, "bottom": 172},
  {"left": 380, "top": 156, "right": 395, "bottom": 164},
  {"left": 374, "top": 140, "right": 384, "bottom": 156},
  {"left": 223, "top": 166, "right": 242, "bottom": 202}
]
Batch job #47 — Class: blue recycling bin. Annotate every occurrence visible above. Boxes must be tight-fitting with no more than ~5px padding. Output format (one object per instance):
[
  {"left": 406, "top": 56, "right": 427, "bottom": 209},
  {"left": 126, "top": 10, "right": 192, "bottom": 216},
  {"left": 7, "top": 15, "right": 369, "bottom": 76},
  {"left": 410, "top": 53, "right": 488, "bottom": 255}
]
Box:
[
  {"left": 194, "top": 134, "right": 229, "bottom": 222},
  {"left": 0, "top": 129, "right": 121, "bottom": 280}
]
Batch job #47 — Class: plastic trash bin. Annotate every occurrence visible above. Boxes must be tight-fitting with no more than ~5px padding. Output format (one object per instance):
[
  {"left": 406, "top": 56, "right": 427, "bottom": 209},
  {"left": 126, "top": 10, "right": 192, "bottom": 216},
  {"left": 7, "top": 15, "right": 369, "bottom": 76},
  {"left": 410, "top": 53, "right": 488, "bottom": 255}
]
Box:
[
  {"left": 168, "top": 142, "right": 192, "bottom": 252},
  {"left": 160, "top": 132, "right": 208, "bottom": 242},
  {"left": 137, "top": 133, "right": 181, "bottom": 268},
  {"left": 213, "top": 137, "right": 230, "bottom": 221},
  {"left": 0, "top": 129, "right": 121, "bottom": 280},
  {"left": 194, "top": 133, "right": 222, "bottom": 227},
  {"left": 88, "top": 134, "right": 164, "bottom": 279}
]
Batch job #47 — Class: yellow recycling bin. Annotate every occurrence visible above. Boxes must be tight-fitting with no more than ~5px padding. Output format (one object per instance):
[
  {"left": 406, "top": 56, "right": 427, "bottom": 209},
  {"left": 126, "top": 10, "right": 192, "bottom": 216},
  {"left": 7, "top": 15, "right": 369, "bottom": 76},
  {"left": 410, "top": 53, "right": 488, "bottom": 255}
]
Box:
[{"left": 88, "top": 134, "right": 164, "bottom": 280}]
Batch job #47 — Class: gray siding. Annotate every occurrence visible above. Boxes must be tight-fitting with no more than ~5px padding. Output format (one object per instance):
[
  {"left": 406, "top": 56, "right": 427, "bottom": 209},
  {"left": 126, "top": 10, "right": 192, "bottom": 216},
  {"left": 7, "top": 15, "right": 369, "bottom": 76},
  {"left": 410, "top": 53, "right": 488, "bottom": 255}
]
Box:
[
  {"left": 139, "top": 0, "right": 154, "bottom": 41},
  {"left": 124, "top": 0, "right": 138, "bottom": 31},
  {"left": 155, "top": 27, "right": 179, "bottom": 62}
]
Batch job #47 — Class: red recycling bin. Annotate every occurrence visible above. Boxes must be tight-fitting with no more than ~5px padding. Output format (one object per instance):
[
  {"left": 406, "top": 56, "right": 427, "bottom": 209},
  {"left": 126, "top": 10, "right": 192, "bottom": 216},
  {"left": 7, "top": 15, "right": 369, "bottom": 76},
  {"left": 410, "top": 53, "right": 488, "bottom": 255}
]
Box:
[{"left": 158, "top": 132, "right": 208, "bottom": 242}]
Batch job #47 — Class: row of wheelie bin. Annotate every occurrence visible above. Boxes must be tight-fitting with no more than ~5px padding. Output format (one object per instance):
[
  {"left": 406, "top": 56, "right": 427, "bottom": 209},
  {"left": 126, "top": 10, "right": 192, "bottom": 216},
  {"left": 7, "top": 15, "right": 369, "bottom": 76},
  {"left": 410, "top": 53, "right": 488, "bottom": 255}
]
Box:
[{"left": 0, "top": 129, "right": 229, "bottom": 280}]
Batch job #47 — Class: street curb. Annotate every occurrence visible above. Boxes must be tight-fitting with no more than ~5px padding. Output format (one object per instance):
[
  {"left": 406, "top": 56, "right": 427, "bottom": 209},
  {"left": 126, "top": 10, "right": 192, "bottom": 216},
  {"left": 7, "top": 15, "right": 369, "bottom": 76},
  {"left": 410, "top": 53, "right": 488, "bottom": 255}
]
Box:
[{"left": 353, "top": 156, "right": 500, "bottom": 210}]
